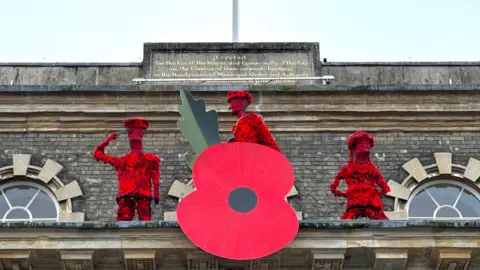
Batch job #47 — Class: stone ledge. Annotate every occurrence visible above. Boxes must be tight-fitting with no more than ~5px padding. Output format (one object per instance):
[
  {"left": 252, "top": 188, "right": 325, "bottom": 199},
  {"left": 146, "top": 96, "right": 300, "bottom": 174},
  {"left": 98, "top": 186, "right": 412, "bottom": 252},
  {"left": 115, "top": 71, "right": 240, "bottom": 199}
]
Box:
[
  {"left": 323, "top": 61, "right": 480, "bottom": 66},
  {"left": 2, "top": 220, "right": 480, "bottom": 229},
  {"left": 0, "top": 84, "right": 480, "bottom": 92}
]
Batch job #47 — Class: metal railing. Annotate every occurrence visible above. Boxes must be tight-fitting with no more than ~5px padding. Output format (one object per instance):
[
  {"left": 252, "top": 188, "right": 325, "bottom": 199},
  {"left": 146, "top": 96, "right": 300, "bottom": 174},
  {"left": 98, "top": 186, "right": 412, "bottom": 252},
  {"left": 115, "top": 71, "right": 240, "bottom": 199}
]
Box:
[{"left": 132, "top": 76, "right": 335, "bottom": 85}]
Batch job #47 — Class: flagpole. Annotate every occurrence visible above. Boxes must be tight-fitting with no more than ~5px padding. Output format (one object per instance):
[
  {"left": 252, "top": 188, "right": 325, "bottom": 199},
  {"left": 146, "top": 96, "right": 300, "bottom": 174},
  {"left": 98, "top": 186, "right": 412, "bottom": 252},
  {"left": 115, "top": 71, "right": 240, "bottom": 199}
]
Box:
[{"left": 232, "top": 0, "right": 239, "bottom": 42}]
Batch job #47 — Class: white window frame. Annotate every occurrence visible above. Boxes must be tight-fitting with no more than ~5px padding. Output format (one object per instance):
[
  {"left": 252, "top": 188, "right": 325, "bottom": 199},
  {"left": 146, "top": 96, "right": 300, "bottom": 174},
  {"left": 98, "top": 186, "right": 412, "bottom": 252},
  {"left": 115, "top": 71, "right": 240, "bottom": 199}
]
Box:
[
  {"left": 406, "top": 179, "right": 480, "bottom": 220},
  {"left": 0, "top": 181, "right": 60, "bottom": 222}
]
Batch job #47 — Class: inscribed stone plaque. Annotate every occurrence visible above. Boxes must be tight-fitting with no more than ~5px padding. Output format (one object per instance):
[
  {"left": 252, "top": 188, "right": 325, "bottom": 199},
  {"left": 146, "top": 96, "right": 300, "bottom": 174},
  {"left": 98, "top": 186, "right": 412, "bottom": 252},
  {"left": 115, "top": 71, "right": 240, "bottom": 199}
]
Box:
[{"left": 151, "top": 52, "right": 314, "bottom": 84}]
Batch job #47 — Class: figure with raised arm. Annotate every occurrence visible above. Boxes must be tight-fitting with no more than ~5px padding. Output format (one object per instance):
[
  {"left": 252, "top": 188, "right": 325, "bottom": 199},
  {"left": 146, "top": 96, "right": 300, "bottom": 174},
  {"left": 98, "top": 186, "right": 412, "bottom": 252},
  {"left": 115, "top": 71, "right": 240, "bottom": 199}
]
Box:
[
  {"left": 93, "top": 118, "right": 160, "bottom": 221},
  {"left": 330, "top": 130, "right": 390, "bottom": 220},
  {"left": 227, "top": 90, "right": 282, "bottom": 152}
]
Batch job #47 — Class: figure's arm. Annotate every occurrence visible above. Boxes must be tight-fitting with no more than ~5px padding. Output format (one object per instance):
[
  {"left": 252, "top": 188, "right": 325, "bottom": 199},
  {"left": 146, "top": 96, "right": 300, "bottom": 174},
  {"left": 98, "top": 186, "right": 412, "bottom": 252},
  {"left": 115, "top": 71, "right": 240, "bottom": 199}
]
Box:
[
  {"left": 151, "top": 155, "right": 161, "bottom": 204},
  {"left": 93, "top": 133, "right": 121, "bottom": 168},
  {"left": 254, "top": 115, "right": 282, "bottom": 153},
  {"left": 330, "top": 167, "right": 347, "bottom": 197},
  {"left": 375, "top": 170, "right": 391, "bottom": 196}
]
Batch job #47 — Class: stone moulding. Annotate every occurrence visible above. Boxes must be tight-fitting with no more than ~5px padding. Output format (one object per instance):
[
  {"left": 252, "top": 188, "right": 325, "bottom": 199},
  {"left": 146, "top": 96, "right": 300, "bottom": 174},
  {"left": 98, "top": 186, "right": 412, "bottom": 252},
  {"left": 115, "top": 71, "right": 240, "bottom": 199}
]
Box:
[
  {"left": 385, "top": 152, "right": 480, "bottom": 220},
  {"left": 0, "top": 89, "right": 478, "bottom": 132},
  {"left": 0, "top": 154, "right": 85, "bottom": 222}
]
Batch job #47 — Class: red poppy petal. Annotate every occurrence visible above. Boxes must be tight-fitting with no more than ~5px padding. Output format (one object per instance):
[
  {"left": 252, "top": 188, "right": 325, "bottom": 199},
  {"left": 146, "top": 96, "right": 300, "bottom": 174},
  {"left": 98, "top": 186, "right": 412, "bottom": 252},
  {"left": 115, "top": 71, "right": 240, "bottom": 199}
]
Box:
[
  {"left": 192, "top": 143, "right": 243, "bottom": 192},
  {"left": 177, "top": 190, "right": 235, "bottom": 250},
  {"left": 236, "top": 143, "right": 294, "bottom": 197},
  {"left": 210, "top": 198, "right": 298, "bottom": 260},
  {"left": 193, "top": 143, "right": 294, "bottom": 197},
  {"left": 235, "top": 198, "right": 298, "bottom": 260}
]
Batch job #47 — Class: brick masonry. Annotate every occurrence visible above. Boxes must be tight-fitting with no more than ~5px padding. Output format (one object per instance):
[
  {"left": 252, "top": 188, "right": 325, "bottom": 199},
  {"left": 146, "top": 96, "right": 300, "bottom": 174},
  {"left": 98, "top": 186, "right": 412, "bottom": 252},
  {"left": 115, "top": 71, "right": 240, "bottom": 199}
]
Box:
[{"left": 0, "top": 131, "right": 477, "bottom": 221}]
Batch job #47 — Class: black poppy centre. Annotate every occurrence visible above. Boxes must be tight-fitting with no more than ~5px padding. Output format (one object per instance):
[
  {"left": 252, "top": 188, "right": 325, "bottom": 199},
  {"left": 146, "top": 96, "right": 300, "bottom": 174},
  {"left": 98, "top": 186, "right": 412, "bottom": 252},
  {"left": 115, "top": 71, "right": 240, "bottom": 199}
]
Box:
[{"left": 228, "top": 187, "right": 258, "bottom": 213}]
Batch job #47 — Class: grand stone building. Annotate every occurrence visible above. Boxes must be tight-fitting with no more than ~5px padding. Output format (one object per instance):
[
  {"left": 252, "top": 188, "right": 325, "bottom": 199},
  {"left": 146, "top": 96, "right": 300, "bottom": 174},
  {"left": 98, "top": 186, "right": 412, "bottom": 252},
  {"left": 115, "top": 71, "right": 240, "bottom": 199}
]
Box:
[{"left": 0, "top": 43, "right": 479, "bottom": 269}]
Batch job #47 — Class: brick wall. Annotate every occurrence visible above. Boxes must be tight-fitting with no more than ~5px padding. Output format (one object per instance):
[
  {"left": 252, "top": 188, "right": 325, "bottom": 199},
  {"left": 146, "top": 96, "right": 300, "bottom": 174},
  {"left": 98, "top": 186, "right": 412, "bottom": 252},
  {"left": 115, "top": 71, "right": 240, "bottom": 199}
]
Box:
[{"left": 0, "top": 131, "right": 477, "bottom": 221}]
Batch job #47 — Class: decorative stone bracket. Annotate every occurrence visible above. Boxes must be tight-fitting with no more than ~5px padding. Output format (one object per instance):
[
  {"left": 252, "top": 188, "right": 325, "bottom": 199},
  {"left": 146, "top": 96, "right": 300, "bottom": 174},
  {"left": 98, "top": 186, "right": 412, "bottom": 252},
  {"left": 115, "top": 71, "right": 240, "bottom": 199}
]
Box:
[
  {"left": 124, "top": 250, "right": 158, "bottom": 270},
  {"left": 371, "top": 248, "right": 408, "bottom": 270},
  {"left": 431, "top": 248, "right": 472, "bottom": 270},
  {"left": 307, "top": 249, "right": 346, "bottom": 270},
  {"left": 385, "top": 152, "right": 480, "bottom": 220},
  {"left": 166, "top": 179, "right": 302, "bottom": 221},
  {"left": 60, "top": 250, "right": 94, "bottom": 270},
  {"left": 248, "top": 253, "right": 281, "bottom": 270},
  {"left": 0, "top": 251, "right": 31, "bottom": 270},
  {"left": 187, "top": 251, "right": 218, "bottom": 270},
  {"left": 0, "top": 154, "right": 85, "bottom": 222}
]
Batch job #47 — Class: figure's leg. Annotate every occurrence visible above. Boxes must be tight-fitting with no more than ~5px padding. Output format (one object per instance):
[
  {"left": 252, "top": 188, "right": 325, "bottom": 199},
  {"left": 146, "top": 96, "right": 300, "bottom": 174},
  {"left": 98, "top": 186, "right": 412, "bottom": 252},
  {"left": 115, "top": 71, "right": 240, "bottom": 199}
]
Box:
[
  {"left": 136, "top": 197, "right": 152, "bottom": 221},
  {"left": 341, "top": 208, "right": 361, "bottom": 220},
  {"left": 116, "top": 196, "right": 135, "bottom": 221},
  {"left": 366, "top": 208, "right": 389, "bottom": 220}
]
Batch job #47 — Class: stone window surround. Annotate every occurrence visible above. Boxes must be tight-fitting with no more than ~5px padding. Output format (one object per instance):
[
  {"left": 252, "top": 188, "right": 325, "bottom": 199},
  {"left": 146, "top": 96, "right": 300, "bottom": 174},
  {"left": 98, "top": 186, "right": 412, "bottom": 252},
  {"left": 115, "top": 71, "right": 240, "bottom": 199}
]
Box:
[
  {"left": 0, "top": 154, "right": 85, "bottom": 222},
  {"left": 386, "top": 152, "right": 480, "bottom": 220}
]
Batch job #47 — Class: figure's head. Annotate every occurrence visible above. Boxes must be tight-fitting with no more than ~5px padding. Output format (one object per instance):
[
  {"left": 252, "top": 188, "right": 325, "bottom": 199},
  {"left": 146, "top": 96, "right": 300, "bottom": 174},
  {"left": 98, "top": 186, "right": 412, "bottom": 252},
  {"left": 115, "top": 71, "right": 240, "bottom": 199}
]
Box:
[
  {"left": 123, "top": 117, "right": 149, "bottom": 145},
  {"left": 227, "top": 90, "right": 253, "bottom": 114},
  {"left": 348, "top": 130, "right": 374, "bottom": 155}
]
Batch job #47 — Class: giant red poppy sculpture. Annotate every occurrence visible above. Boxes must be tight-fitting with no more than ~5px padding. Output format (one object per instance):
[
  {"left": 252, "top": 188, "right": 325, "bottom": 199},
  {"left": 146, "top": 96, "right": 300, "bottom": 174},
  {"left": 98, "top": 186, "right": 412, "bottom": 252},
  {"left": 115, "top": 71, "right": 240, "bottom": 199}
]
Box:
[{"left": 177, "top": 142, "right": 299, "bottom": 260}]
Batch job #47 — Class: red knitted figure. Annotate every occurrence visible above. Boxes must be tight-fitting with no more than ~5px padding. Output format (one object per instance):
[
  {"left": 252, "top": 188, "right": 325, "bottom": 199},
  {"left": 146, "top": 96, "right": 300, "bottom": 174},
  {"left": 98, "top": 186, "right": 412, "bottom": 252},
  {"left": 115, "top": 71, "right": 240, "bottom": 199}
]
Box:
[
  {"left": 93, "top": 118, "right": 160, "bottom": 221},
  {"left": 227, "top": 90, "right": 282, "bottom": 153},
  {"left": 330, "top": 131, "right": 390, "bottom": 220}
]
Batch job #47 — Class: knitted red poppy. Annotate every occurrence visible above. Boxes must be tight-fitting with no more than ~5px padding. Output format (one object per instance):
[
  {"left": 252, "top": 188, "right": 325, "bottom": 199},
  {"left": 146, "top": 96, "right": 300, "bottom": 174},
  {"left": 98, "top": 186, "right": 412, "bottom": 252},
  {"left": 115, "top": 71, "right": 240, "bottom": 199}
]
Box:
[
  {"left": 348, "top": 130, "right": 374, "bottom": 151},
  {"left": 93, "top": 117, "right": 160, "bottom": 212},
  {"left": 123, "top": 117, "right": 149, "bottom": 141},
  {"left": 330, "top": 130, "right": 390, "bottom": 220},
  {"left": 227, "top": 90, "right": 253, "bottom": 104},
  {"left": 232, "top": 113, "right": 282, "bottom": 153}
]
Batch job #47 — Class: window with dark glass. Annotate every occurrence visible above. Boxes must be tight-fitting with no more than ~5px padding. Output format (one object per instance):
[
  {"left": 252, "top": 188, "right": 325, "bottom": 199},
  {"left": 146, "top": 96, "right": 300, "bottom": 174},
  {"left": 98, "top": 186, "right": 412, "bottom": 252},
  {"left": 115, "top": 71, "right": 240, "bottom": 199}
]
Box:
[
  {"left": 0, "top": 184, "right": 58, "bottom": 222},
  {"left": 408, "top": 182, "right": 480, "bottom": 220}
]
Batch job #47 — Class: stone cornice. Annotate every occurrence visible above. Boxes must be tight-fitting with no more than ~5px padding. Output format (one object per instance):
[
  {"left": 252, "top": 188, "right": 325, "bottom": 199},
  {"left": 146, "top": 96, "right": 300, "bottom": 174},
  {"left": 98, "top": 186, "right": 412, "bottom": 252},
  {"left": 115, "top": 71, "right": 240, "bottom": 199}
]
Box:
[
  {"left": 0, "top": 222, "right": 479, "bottom": 250},
  {"left": 3, "top": 220, "right": 480, "bottom": 229},
  {"left": 0, "top": 221, "right": 478, "bottom": 270},
  {"left": 0, "top": 89, "right": 478, "bottom": 132}
]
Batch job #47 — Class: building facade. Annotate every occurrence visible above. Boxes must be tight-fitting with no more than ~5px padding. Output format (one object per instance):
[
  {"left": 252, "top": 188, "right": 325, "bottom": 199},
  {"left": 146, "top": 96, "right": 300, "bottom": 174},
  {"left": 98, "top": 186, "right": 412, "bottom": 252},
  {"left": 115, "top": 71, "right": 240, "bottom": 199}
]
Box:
[{"left": 0, "top": 43, "right": 479, "bottom": 269}]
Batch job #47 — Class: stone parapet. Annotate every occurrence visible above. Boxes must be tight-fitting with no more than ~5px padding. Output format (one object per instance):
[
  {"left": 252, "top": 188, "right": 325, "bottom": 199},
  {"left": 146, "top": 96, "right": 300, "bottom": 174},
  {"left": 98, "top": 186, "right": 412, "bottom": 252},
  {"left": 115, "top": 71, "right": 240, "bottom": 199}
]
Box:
[{"left": 1, "top": 42, "right": 480, "bottom": 85}]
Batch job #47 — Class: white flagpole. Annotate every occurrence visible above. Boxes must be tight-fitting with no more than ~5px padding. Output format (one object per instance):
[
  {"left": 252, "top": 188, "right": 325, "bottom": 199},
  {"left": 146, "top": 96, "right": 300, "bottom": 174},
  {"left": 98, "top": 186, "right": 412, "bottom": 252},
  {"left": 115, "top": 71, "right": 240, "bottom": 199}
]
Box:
[{"left": 232, "top": 0, "right": 239, "bottom": 42}]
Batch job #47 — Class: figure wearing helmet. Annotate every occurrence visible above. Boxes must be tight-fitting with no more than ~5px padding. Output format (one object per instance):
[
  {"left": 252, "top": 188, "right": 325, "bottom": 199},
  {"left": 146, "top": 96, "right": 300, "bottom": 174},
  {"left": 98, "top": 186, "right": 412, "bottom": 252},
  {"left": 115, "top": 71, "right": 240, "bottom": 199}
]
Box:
[
  {"left": 330, "top": 131, "right": 390, "bottom": 220},
  {"left": 227, "top": 90, "right": 282, "bottom": 153}
]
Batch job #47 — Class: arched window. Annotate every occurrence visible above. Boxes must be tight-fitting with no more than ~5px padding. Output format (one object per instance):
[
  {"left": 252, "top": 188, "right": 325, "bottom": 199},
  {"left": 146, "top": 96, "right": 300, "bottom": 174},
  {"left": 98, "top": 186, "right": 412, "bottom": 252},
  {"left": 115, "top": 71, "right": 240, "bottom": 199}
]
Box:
[
  {"left": 407, "top": 180, "right": 480, "bottom": 220},
  {"left": 0, "top": 181, "right": 59, "bottom": 222}
]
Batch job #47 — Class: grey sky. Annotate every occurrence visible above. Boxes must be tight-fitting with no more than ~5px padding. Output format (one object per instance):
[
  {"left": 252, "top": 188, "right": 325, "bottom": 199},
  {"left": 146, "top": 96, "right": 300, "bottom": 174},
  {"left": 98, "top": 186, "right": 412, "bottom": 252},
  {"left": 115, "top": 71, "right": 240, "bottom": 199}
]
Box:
[{"left": 1, "top": 0, "right": 478, "bottom": 62}]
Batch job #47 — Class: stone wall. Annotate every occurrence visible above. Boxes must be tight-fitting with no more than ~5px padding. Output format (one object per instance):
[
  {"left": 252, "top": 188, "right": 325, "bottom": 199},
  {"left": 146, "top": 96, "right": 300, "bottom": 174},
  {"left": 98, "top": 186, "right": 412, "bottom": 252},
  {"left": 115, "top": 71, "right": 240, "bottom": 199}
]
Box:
[
  {"left": 1, "top": 131, "right": 476, "bottom": 221},
  {"left": 322, "top": 62, "right": 480, "bottom": 84}
]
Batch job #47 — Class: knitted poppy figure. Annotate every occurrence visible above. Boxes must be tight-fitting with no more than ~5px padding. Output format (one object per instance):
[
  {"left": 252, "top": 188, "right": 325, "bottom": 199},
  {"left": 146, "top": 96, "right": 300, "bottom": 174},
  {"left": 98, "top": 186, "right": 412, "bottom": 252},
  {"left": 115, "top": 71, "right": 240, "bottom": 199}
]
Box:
[
  {"left": 228, "top": 90, "right": 281, "bottom": 152},
  {"left": 93, "top": 118, "right": 160, "bottom": 221},
  {"left": 330, "top": 131, "right": 390, "bottom": 220}
]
